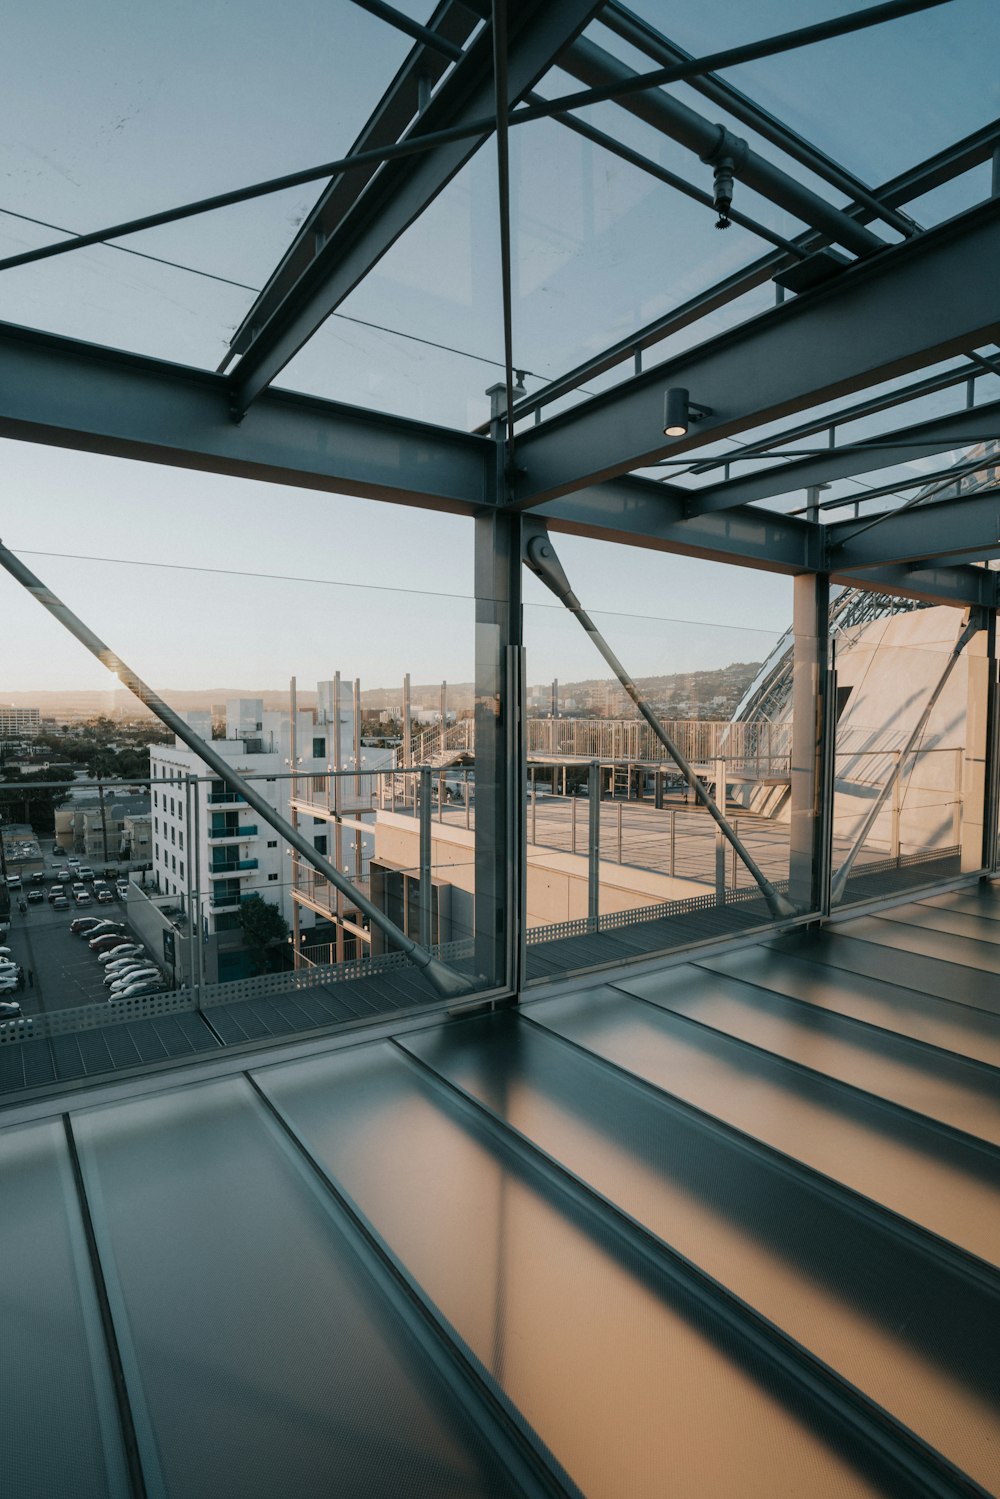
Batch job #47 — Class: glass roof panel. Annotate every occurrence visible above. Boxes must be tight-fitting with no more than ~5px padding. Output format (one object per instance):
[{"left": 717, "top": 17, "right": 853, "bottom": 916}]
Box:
[
  {"left": 0, "top": 0, "right": 427, "bottom": 359},
  {"left": 630, "top": 0, "right": 1000, "bottom": 186},
  {"left": 508, "top": 110, "right": 791, "bottom": 391},
  {"left": 274, "top": 146, "right": 504, "bottom": 430}
]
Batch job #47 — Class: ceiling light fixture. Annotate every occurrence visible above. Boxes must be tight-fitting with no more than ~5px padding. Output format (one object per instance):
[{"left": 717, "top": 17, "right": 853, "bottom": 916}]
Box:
[{"left": 663, "top": 387, "right": 712, "bottom": 437}]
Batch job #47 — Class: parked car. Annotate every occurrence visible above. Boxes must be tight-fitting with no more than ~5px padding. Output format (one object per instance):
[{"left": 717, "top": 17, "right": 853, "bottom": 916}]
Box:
[
  {"left": 52, "top": 895, "right": 70, "bottom": 910},
  {"left": 0, "top": 947, "right": 11, "bottom": 958},
  {"left": 98, "top": 944, "right": 145, "bottom": 965},
  {"left": 109, "top": 967, "right": 159, "bottom": 991},
  {"left": 7, "top": 875, "right": 21, "bottom": 891},
  {"left": 30, "top": 870, "right": 46, "bottom": 884},
  {"left": 87, "top": 930, "right": 129, "bottom": 948},
  {"left": 70, "top": 916, "right": 103, "bottom": 935},
  {"left": 96, "top": 887, "right": 114, "bottom": 904},
  {"left": 115, "top": 880, "right": 129, "bottom": 898},
  {"left": 74, "top": 889, "right": 93, "bottom": 905},
  {"left": 0, "top": 999, "right": 22, "bottom": 1018},
  {"left": 113, "top": 978, "right": 166, "bottom": 999},
  {"left": 48, "top": 884, "right": 65, "bottom": 902},
  {"left": 26, "top": 888, "right": 44, "bottom": 904},
  {"left": 67, "top": 857, "right": 81, "bottom": 869},
  {"left": 90, "top": 933, "right": 132, "bottom": 953},
  {"left": 79, "top": 866, "right": 96, "bottom": 880},
  {"left": 105, "top": 963, "right": 158, "bottom": 986}
]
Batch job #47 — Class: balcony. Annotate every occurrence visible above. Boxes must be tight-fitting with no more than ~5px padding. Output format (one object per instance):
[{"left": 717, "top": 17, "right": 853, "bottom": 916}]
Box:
[
  {"left": 207, "top": 791, "right": 246, "bottom": 806},
  {"left": 209, "top": 890, "right": 256, "bottom": 910},
  {"left": 207, "top": 824, "right": 258, "bottom": 843},
  {"left": 208, "top": 859, "right": 258, "bottom": 878}
]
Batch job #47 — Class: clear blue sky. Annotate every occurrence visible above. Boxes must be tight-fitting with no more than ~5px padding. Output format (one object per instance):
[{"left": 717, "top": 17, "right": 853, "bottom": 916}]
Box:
[{"left": 1, "top": 0, "right": 994, "bottom": 694}]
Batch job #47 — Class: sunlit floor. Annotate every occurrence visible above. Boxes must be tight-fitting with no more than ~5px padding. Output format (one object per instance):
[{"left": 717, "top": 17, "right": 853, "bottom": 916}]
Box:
[{"left": 1, "top": 880, "right": 997, "bottom": 1498}]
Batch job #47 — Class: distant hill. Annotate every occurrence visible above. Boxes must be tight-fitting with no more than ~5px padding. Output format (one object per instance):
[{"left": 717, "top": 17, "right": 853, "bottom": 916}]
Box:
[{"left": 5, "top": 662, "right": 762, "bottom": 722}]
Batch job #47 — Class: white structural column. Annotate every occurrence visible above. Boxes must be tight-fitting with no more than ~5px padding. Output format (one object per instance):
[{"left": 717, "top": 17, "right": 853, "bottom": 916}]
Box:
[{"left": 962, "top": 612, "right": 997, "bottom": 872}]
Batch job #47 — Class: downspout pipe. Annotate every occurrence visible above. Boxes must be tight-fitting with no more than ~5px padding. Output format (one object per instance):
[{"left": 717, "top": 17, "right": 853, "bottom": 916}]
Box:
[
  {"left": 562, "top": 36, "right": 885, "bottom": 260},
  {"left": 0, "top": 541, "right": 474, "bottom": 1000},
  {"left": 523, "top": 524, "right": 796, "bottom": 920},
  {"left": 830, "top": 610, "right": 983, "bottom": 905}
]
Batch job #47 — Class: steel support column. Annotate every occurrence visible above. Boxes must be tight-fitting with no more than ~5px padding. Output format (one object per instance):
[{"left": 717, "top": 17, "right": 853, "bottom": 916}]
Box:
[
  {"left": 983, "top": 612, "right": 1000, "bottom": 872},
  {"left": 787, "top": 574, "right": 833, "bottom": 914},
  {"left": 474, "top": 505, "right": 523, "bottom": 991}
]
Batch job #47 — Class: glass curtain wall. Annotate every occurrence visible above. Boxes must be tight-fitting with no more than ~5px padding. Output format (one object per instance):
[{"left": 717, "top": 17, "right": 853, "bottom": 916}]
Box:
[
  {"left": 830, "top": 595, "right": 992, "bottom": 908},
  {"left": 521, "top": 543, "right": 799, "bottom": 981}
]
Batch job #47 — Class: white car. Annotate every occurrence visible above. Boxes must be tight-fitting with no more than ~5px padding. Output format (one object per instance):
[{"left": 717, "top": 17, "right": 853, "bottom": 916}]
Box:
[
  {"left": 110, "top": 976, "right": 160, "bottom": 997},
  {"left": 105, "top": 955, "right": 148, "bottom": 974},
  {"left": 106, "top": 965, "right": 158, "bottom": 988},
  {"left": 98, "top": 944, "right": 144, "bottom": 965},
  {"left": 0, "top": 946, "right": 12, "bottom": 958},
  {"left": 114, "top": 978, "right": 166, "bottom": 999}
]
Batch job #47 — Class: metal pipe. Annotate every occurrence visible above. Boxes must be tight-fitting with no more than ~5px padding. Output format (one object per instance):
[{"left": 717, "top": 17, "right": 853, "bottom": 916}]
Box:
[
  {"left": 191, "top": 771, "right": 205, "bottom": 1003},
  {"left": 830, "top": 612, "right": 982, "bottom": 903},
  {"left": 523, "top": 526, "right": 795, "bottom": 919},
  {"left": 561, "top": 37, "right": 884, "bottom": 258},
  {"left": 588, "top": 760, "right": 601, "bottom": 930},
  {"left": 0, "top": 541, "right": 472, "bottom": 998},
  {"left": 289, "top": 676, "right": 302, "bottom": 971}
]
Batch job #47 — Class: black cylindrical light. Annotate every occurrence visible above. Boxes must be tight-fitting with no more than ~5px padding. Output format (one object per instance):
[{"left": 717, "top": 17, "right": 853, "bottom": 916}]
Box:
[{"left": 663, "top": 387, "right": 689, "bottom": 437}]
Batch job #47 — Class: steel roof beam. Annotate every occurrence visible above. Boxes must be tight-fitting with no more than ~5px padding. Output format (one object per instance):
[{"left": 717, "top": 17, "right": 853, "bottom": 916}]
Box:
[
  {"left": 683, "top": 364, "right": 982, "bottom": 476},
  {"left": 493, "top": 120, "right": 1000, "bottom": 432},
  {"left": 0, "top": 321, "right": 491, "bottom": 513},
  {"left": 537, "top": 477, "right": 992, "bottom": 606},
  {"left": 228, "top": 0, "right": 603, "bottom": 414},
  {"left": 826, "top": 487, "right": 1000, "bottom": 570},
  {"left": 538, "top": 474, "right": 822, "bottom": 574},
  {"left": 829, "top": 560, "right": 998, "bottom": 608},
  {"left": 686, "top": 396, "right": 1000, "bottom": 514},
  {"left": 511, "top": 202, "right": 1000, "bottom": 508}
]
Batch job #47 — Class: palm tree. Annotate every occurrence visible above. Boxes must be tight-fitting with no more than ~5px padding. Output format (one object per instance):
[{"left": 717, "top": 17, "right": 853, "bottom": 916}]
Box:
[{"left": 86, "top": 749, "right": 119, "bottom": 866}]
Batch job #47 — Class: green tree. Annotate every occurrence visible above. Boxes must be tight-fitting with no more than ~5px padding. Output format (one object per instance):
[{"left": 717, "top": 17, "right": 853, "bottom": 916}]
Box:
[
  {"left": 236, "top": 894, "right": 289, "bottom": 975},
  {"left": 0, "top": 770, "right": 68, "bottom": 833}
]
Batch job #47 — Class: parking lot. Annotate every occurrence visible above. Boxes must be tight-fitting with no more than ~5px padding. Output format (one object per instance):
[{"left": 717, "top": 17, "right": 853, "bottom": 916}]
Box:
[{"left": 4, "top": 854, "right": 160, "bottom": 1013}]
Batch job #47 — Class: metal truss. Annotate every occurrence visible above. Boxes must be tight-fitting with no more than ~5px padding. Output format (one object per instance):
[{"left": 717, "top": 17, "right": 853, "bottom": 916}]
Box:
[
  {"left": 510, "top": 202, "right": 1000, "bottom": 506},
  {"left": 0, "top": 0, "right": 997, "bottom": 604}
]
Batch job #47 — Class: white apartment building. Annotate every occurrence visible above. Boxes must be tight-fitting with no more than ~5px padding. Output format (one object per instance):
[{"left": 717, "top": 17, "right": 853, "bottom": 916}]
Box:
[{"left": 147, "top": 687, "right": 394, "bottom": 979}]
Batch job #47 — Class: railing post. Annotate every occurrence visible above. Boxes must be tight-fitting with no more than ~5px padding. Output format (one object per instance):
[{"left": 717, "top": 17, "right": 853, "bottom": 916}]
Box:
[
  {"left": 617, "top": 801, "right": 623, "bottom": 863},
  {"left": 419, "top": 766, "right": 432, "bottom": 950},
  {"left": 670, "top": 808, "right": 676, "bottom": 877},
  {"left": 571, "top": 795, "right": 577, "bottom": 855},
  {"left": 191, "top": 773, "right": 204, "bottom": 1007},
  {"left": 531, "top": 765, "right": 537, "bottom": 846},
  {"left": 715, "top": 824, "right": 726, "bottom": 904},
  {"left": 588, "top": 759, "right": 600, "bottom": 931},
  {"left": 890, "top": 751, "right": 902, "bottom": 861}
]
